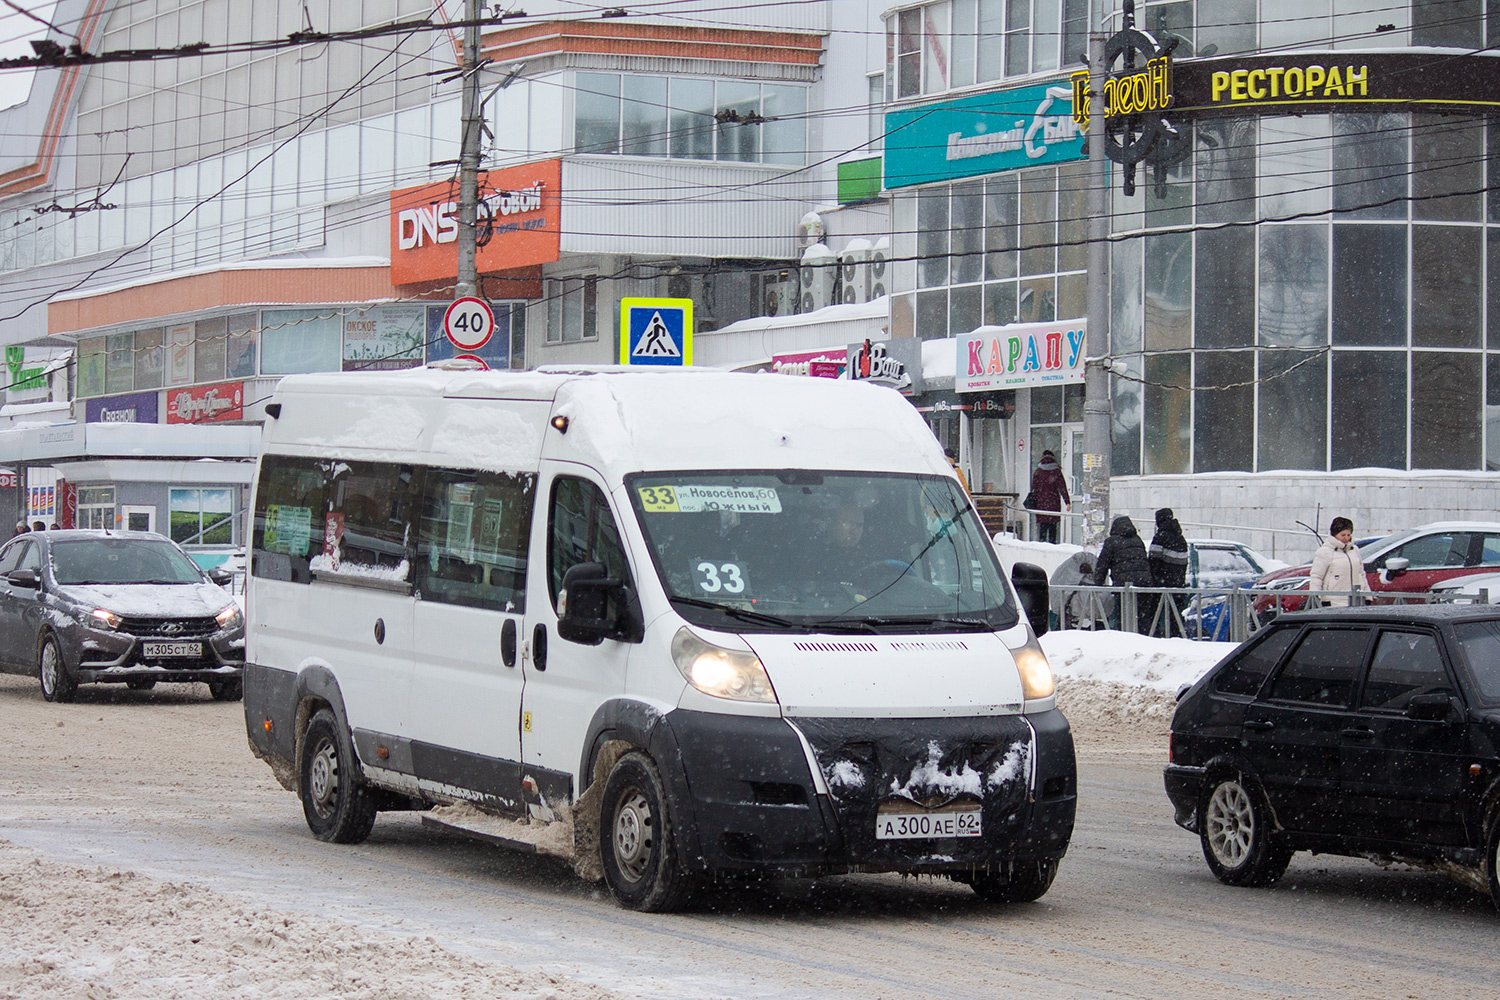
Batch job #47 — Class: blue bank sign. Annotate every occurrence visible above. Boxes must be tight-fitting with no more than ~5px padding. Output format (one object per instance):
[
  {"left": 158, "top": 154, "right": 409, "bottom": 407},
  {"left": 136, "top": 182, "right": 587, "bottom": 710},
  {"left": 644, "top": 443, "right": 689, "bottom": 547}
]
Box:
[{"left": 884, "top": 80, "right": 1085, "bottom": 189}]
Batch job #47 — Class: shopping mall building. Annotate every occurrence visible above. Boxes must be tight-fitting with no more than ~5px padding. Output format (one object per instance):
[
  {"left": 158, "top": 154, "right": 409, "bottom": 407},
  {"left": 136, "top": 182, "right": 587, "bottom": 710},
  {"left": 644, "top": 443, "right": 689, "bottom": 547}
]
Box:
[{"left": 0, "top": 1, "right": 1496, "bottom": 561}]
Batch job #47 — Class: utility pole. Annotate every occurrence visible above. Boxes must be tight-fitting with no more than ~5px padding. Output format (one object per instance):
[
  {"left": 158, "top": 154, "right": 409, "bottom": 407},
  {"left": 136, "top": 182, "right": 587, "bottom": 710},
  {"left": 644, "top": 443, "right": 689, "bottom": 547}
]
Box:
[
  {"left": 455, "top": 0, "right": 483, "bottom": 299},
  {"left": 1080, "top": 9, "right": 1112, "bottom": 551}
]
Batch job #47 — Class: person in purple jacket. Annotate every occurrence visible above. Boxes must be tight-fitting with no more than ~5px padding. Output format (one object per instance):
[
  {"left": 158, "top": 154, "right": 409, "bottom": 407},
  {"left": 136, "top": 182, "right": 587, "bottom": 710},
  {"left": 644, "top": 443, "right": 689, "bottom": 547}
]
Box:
[{"left": 1028, "top": 450, "right": 1070, "bottom": 543}]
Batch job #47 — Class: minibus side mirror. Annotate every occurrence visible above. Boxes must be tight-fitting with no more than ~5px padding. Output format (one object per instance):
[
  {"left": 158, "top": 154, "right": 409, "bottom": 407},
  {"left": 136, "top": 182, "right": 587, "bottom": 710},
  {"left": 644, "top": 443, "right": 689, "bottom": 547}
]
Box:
[
  {"left": 557, "top": 562, "right": 644, "bottom": 645},
  {"left": 1011, "top": 561, "right": 1049, "bottom": 637}
]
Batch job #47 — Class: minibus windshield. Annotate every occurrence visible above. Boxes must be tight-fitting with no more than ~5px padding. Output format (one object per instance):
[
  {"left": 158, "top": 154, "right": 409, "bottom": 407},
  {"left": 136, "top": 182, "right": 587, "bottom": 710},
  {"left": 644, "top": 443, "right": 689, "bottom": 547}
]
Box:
[{"left": 626, "top": 471, "right": 1018, "bottom": 633}]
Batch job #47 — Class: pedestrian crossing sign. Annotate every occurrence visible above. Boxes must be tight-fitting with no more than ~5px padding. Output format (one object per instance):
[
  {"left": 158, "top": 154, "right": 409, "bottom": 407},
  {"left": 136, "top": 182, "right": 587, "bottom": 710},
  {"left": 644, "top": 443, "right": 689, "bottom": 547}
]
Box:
[{"left": 620, "top": 298, "right": 693, "bottom": 367}]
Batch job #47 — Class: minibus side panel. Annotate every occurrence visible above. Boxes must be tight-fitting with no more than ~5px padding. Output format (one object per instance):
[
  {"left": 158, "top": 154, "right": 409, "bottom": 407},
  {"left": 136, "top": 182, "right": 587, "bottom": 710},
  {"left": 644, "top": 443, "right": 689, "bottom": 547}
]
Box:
[{"left": 519, "top": 465, "right": 636, "bottom": 803}]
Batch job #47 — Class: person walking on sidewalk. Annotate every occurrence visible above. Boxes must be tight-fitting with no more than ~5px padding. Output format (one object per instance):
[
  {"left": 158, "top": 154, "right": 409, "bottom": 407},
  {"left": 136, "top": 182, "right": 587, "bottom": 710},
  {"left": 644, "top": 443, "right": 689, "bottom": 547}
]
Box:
[
  {"left": 1309, "top": 516, "right": 1369, "bottom": 607},
  {"left": 1028, "top": 449, "right": 1070, "bottom": 544}
]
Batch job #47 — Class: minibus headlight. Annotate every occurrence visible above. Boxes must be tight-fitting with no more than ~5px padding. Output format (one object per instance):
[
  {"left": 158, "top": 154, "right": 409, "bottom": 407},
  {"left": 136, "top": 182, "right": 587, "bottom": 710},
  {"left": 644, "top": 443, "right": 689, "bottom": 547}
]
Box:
[
  {"left": 671, "top": 628, "right": 777, "bottom": 704},
  {"left": 1007, "top": 630, "right": 1055, "bottom": 700}
]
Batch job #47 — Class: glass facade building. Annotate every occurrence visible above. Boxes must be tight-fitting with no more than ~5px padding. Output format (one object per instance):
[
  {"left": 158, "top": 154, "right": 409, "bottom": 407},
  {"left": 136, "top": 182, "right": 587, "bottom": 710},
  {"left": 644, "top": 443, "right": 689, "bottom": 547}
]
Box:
[{"left": 883, "top": 0, "right": 1500, "bottom": 498}]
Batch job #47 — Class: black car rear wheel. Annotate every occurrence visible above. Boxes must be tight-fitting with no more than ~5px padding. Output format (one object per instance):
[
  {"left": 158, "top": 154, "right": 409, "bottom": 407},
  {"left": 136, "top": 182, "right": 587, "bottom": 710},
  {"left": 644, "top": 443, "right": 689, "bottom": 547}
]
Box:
[
  {"left": 1199, "top": 774, "right": 1292, "bottom": 887},
  {"left": 38, "top": 635, "right": 76, "bottom": 703}
]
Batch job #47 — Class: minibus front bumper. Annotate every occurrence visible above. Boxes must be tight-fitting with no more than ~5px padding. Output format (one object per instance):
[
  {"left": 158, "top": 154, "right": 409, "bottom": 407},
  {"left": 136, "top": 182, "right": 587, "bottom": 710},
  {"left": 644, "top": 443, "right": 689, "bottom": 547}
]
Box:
[{"left": 661, "top": 708, "right": 1075, "bottom": 878}]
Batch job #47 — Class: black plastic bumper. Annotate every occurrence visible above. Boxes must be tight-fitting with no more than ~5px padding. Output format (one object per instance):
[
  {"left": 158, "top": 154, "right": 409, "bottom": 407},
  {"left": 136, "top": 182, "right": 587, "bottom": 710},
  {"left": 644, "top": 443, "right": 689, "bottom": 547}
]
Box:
[
  {"left": 662, "top": 707, "right": 1076, "bottom": 877},
  {"left": 1164, "top": 764, "right": 1205, "bottom": 832}
]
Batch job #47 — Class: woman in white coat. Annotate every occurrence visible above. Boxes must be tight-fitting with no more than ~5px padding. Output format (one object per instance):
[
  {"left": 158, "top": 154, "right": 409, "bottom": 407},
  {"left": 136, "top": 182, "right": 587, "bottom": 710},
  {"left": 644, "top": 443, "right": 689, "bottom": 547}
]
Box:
[{"left": 1309, "top": 516, "right": 1370, "bottom": 607}]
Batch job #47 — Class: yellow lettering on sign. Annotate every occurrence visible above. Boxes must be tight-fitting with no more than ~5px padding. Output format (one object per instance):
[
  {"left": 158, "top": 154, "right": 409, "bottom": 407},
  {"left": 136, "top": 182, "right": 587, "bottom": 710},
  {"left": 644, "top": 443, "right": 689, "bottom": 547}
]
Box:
[
  {"left": 1324, "top": 65, "right": 1344, "bottom": 97},
  {"left": 1247, "top": 69, "right": 1267, "bottom": 100},
  {"left": 1230, "top": 69, "right": 1248, "bottom": 102},
  {"left": 1305, "top": 65, "right": 1326, "bottom": 94},
  {"left": 1346, "top": 64, "right": 1368, "bottom": 96},
  {"left": 1267, "top": 67, "right": 1285, "bottom": 97},
  {"left": 1284, "top": 67, "right": 1304, "bottom": 95},
  {"left": 1212, "top": 71, "right": 1230, "bottom": 101},
  {"left": 1105, "top": 56, "right": 1174, "bottom": 118}
]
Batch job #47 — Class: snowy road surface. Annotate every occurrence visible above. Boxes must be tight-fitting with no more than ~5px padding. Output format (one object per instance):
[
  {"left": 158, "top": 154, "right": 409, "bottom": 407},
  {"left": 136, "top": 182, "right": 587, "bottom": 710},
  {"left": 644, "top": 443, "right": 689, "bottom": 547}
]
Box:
[{"left": 1, "top": 672, "right": 1497, "bottom": 999}]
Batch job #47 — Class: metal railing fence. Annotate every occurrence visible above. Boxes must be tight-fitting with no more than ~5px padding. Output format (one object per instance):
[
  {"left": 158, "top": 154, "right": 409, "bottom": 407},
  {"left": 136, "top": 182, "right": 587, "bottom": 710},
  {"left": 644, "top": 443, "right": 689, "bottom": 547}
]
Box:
[{"left": 1047, "top": 583, "right": 1476, "bottom": 644}]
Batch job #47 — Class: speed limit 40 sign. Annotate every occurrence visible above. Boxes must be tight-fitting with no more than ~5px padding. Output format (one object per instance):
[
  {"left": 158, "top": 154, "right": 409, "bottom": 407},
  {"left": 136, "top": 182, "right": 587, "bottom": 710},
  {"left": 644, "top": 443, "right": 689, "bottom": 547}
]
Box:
[{"left": 443, "top": 297, "right": 496, "bottom": 351}]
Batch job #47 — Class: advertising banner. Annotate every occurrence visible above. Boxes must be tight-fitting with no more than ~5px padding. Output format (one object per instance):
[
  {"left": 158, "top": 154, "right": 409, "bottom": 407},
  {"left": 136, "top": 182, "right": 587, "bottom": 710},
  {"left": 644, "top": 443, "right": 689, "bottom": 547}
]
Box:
[
  {"left": 390, "top": 159, "right": 562, "bottom": 285},
  {"left": 846, "top": 338, "right": 923, "bottom": 396},
  {"left": 85, "top": 391, "right": 160, "bottom": 424},
  {"left": 166, "top": 382, "right": 244, "bottom": 424},
  {"left": 343, "top": 304, "right": 425, "bottom": 371},
  {"left": 770, "top": 348, "right": 846, "bottom": 379},
  {"left": 957, "top": 321, "right": 1086, "bottom": 392},
  {"left": 884, "top": 79, "right": 1084, "bottom": 189}
]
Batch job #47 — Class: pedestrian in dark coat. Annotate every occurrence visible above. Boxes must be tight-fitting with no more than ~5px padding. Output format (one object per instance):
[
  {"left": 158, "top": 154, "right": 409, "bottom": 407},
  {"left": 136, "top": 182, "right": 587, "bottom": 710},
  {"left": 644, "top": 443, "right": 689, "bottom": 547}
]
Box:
[
  {"left": 1093, "top": 515, "right": 1152, "bottom": 632},
  {"left": 1148, "top": 507, "right": 1190, "bottom": 636},
  {"left": 1028, "top": 449, "right": 1070, "bottom": 543}
]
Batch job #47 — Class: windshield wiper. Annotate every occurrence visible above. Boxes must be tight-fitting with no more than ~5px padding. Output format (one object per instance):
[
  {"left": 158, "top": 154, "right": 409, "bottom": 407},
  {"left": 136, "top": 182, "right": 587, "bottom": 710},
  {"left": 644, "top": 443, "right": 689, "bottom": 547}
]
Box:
[
  {"left": 669, "top": 595, "right": 803, "bottom": 629},
  {"left": 855, "top": 615, "right": 993, "bottom": 632}
]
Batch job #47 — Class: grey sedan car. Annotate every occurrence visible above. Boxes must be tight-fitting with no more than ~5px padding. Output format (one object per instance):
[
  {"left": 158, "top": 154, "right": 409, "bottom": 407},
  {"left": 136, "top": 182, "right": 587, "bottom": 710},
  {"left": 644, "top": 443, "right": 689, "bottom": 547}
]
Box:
[{"left": 0, "top": 530, "right": 244, "bottom": 702}]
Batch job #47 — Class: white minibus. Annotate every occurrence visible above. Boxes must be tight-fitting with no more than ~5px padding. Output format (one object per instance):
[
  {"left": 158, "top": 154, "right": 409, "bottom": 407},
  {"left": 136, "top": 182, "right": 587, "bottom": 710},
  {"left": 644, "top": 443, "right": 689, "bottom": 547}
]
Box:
[{"left": 244, "top": 367, "right": 1073, "bottom": 911}]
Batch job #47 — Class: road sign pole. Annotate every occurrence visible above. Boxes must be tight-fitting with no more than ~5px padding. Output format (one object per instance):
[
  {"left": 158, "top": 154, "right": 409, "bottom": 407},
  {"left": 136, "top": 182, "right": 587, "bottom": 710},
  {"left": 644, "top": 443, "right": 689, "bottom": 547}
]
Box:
[{"left": 456, "top": 0, "right": 482, "bottom": 299}]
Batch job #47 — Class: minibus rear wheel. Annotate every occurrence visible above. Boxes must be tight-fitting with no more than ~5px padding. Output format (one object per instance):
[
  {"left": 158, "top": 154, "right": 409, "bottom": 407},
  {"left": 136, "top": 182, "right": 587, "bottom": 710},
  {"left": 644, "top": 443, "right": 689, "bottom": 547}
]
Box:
[
  {"left": 600, "top": 752, "right": 693, "bottom": 912},
  {"left": 299, "top": 709, "right": 377, "bottom": 844}
]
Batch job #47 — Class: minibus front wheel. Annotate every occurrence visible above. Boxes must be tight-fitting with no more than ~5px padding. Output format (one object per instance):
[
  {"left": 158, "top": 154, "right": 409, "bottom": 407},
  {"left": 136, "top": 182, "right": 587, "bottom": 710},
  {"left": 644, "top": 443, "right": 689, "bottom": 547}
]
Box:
[
  {"left": 600, "top": 752, "right": 694, "bottom": 912},
  {"left": 299, "top": 708, "right": 377, "bottom": 844}
]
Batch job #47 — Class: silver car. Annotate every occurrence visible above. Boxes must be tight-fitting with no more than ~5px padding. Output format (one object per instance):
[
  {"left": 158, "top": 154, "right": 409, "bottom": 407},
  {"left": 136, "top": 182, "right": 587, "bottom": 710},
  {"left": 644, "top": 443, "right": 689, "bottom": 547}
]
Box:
[{"left": 0, "top": 530, "right": 244, "bottom": 702}]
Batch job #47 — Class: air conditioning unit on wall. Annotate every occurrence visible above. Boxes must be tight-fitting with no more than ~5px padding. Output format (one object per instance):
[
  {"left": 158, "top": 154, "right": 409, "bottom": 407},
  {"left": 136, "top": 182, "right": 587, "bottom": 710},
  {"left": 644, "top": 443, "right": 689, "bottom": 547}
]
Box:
[
  {"left": 799, "top": 243, "right": 838, "bottom": 313},
  {"left": 763, "top": 273, "right": 796, "bottom": 317},
  {"left": 867, "top": 237, "right": 889, "bottom": 301},
  {"left": 839, "top": 238, "right": 873, "bottom": 305}
]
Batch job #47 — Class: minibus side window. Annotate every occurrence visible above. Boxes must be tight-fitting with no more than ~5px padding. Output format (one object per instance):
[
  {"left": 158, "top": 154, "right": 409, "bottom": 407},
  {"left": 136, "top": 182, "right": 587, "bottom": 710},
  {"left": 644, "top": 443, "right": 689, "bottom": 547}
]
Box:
[
  {"left": 252, "top": 456, "right": 330, "bottom": 584},
  {"left": 415, "top": 468, "right": 535, "bottom": 613},
  {"left": 548, "top": 477, "right": 632, "bottom": 614},
  {"left": 318, "top": 462, "right": 414, "bottom": 578}
]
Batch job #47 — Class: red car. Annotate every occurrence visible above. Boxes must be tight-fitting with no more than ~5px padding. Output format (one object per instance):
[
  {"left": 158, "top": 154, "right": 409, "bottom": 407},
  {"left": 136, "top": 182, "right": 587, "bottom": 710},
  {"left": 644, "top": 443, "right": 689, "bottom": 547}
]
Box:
[{"left": 1252, "top": 522, "right": 1500, "bottom": 618}]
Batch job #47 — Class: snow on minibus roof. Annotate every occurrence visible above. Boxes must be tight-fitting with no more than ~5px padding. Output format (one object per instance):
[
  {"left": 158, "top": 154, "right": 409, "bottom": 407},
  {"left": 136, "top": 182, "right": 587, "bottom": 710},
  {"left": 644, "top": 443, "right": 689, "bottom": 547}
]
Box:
[{"left": 267, "top": 368, "right": 951, "bottom": 481}]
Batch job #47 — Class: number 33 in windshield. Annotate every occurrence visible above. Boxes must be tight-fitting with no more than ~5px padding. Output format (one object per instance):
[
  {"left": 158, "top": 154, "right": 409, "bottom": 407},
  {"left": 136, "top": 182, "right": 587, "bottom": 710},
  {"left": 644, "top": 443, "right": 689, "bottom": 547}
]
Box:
[{"left": 693, "top": 560, "right": 748, "bottom": 595}]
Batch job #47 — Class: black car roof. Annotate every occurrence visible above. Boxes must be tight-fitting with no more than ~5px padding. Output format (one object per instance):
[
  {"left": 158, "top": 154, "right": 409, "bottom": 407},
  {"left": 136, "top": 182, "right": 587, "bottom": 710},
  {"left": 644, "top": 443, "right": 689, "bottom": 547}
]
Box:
[{"left": 1272, "top": 604, "right": 1500, "bottom": 625}]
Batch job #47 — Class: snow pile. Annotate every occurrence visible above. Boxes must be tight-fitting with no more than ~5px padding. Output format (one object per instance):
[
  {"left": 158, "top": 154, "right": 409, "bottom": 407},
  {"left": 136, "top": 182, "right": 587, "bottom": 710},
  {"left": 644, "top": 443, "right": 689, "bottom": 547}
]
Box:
[
  {"left": 1041, "top": 629, "right": 1236, "bottom": 745},
  {"left": 1040, "top": 629, "right": 1233, "bottom": 692},
  {"left": 0, "top": 840, "right": 627, "bottom": 1000}
]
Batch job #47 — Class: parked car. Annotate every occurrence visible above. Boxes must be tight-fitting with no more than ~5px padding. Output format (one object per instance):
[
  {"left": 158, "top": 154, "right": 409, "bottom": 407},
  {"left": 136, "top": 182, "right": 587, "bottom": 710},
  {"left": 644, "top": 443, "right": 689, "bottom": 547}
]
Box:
[
  {"left": 1252, "top": 522, "right": 1500, "bottom": 618},
  {"left": 1165, "top": 605, "right": 1500, "bottom": 909},
  {"left": 1187, "top": 539, "right": 1281, "bottom": 590},
  {"left": 1049, "top": 537, "right": 1278, "bottom": 634},
  {"left": 1431, "top": 571, "right": 1500, "bottom": 604},
  {"left": 0, "top": 530, "right": 245, "bottom": 703}
]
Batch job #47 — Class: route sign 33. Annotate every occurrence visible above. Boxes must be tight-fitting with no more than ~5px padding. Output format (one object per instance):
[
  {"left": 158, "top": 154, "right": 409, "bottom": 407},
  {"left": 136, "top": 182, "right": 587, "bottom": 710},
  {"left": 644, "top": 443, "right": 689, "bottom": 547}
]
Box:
[
  {"left": 443, "top": 297, "right": 496, "bottom": 351},
  {"left": 620, "top": 297, "right": 693, "bottom": 367}
]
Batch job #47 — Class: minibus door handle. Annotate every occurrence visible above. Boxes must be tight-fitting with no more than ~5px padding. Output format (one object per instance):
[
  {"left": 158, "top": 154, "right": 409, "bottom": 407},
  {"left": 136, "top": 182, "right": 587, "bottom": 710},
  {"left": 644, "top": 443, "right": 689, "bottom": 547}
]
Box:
[
  {"left": 501, "top": 619, "right": 517, "bottom": 667},
  {"left": 532, "top": 623, "right": 548, "bottom": 671}
]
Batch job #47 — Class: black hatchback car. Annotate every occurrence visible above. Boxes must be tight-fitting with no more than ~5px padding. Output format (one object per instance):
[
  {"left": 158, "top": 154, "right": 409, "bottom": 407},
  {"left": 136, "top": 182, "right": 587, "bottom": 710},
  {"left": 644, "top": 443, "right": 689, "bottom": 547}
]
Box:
[
  {"left": 1165, "top": 605, "right": 1500, "bottom": 909},
  {"left": 0, "top": 530, "right": 245, "bottom": 702}
]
